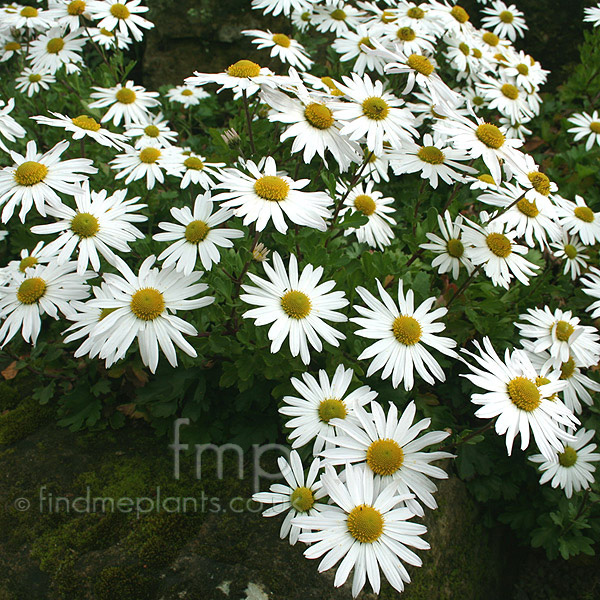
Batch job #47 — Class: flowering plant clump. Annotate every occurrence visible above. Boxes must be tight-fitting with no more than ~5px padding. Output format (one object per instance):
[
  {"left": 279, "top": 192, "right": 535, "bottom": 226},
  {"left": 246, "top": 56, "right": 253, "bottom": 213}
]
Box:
[{"left": 1, "top": 0, "right": 600, "bottom": 594}]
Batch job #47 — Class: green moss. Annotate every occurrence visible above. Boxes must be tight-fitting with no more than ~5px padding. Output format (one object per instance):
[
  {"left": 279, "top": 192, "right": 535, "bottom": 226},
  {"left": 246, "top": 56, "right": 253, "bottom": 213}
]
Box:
[
  {"left": 0, "top": 398, "right": 53, "bottom": 445},
  {"left": 0, "top": 382, "right": 19, "bottom": 412},
  {"left": 94, "top": 566, "right": 154, "bottom": 600}
]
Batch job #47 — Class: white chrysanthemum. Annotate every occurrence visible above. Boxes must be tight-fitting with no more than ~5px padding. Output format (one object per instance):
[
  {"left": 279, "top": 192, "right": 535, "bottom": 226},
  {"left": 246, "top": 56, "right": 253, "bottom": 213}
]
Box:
[
  {"left": 109, "top": 145, "right": 171, "bottom": 190},
  {"left": 33, "top": 111, "right": 130, "bottom": 150},
  {"left": 241, "top": 252, "right": 348, "bottom": 365},
  {"left": 312, "top": 2, "right": 365, "bottom": 36},
  {"left": 379, "top": 22, "right": 437, "bottom": 57},
  {"left": 124, "top": 112, "right": 177, "bottom": 148},
  {"left": 339, "top": 180, "right": 396, "bottom": 250},
  {"left": 481, "top": 1, "right": 528, "bottom": 41},
  {"left": 28, "top": 26, "right": 85, "bottom": 74},
  {"left": 7, "top": 241, "right": 58, "bottom": 275},
  {"left": 212, "top": 157, "right": 332, "bottom": 234},
  {"left": 46, "top": 0, "right": 92, "bottom": 31},
  {"left": 554, "top": 195, "right": 600, "bottom": 246},
  {"left": 153, "top": 191, "right": 243, "bottom": 275},
  {"left": 4, "top": 4, "right": 55, "bottom": 31},
  {"left": 165, "top": 85, "right": 209, "bottom": 107},
  {"left": 501, "top": 50, "right": 548, "bottom": 92},
  {"left": 516, "top": 306, "right": 600, "bottom": 370},
  {"left": 279, "top": 364, "right": 377, "bottom": 454},
  {"left": 88, "top": 25, "right": 133, "bottom": 49},
  {"left": 461, "top": 337, "right": 577, "bottom": 459},
  {"left": 460, "top": 217, "right": 539, "bottom": 288},
  {"left": 322, "top": 400, "right": 452, "bottom": 517},
  {"left": 0, "top": 98, "right": 27, "bottom": 153},
  {"left": 550, "top": 235, "right": 589, "bottom": 280},
  {"left": 420, "top": 211, "right": 475, "bottom": 280},
  {"left": 253, "top": 452, "right": 326, "bottom": 545},
  {"left": 30, "top": 183, "right": 147, "bottom": 274},
  {"left": 0, "top": 260, "right": 91, "bottom": 347},
  {"left": 477, "top": 75, "right": 533, "bottom": 122},
  {"left": 251, "top": 0, "right": 310, "bottom": 17},
  {"left": 581, "top": 266, "right": 600, "bottom": 320},
  {"left": 86, "top": 255, "right": 214, "bottom": 372},
  {"left": 293, "top": 463, "right": 428, "bottom": 597},
  {"left": 332, "top": 26, "right": 388, "bottom": 76},
  {"left": 0, "top": 39, "right": 23, "bottom": 63},
  {"left": 243, "top": 29, "right": 313, "bottom": 70},
  {"left": 567, "top": 110, "right": 600, "bottom": 150},
  {"left": 291, "top": 7, "right": 312, "bottom": 31},
  {"left": 351, "top": 279, "right": 457, "bottom": 390},
  {"left": 161, "top": 150, "right": 224, "bottom": 190},
  {"left": 510, "top": 154, "right": 558, "bottom": 206},
  {"left": 0, "top": 140, "right": 96, "bottom": 223},
  {"left": 87, "top": 0, "right": 154, "bottom": 42},
  {"left": 89, "top": 81, "right": 160, "bottom": 126},
  {"left": 530, "top": 429, "right": 600, "bottom": 498},
  {"left": 14, "top": 68, "right": 56, "bottom": 97}
]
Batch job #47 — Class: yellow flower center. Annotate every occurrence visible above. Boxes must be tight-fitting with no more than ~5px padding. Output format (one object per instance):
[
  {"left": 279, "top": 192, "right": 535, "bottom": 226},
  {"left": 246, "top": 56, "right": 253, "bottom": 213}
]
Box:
[
  {"left": 417, "top": 145, "right": 445, "bottom": 165},
  {"left": 499, "top": 10, "right": 514, "bottom": 23},
  {"left": 362, "top": 97, "right": 389, "bottom": 121},
  {"left": 280, "top": 290, "right": 311, "bottom": 319},
  {"left": 14, "top": 161, "right": 48, "bottom": 186},
  {"left": 20, "top": 6, "right": 38, "bottom": 17},
  {"left": 527, "top": 172, "right": 550, "bottom": 196},
  {"left": 321, "top": 76, "right": 343, "bottom": 96},
  {"left": 507, "top": 376, "right": 541, "bottom": 411},
  {"left": 459, "top": 42, "right": 470, "bottom": 55},
  {"left": 358, "top": 36, "right": 374, "bottom": 50},
  {"left": 254, "top": 175, "right": 289, "bottom": 202},
  {"left": 407, "top": 7, "right": 425, "bottom": 19},
  {"left": 486, "top": 232, "right": 512, "bottom": 257},
  {"left": 130, "top": 288, "right": 165, "bottom": 320},
  {"left": 17, "top": 277, "right": 47, "bottom": 304},
  {"left": 72, "top": 115, "right": 101, "bottom": 131},
  {"left": 46, "top": 38, "right": 65, "bottom": 54},
  {"left": 381, "top": 10, "right": 395, "bottom": 23},
  {"left": 318, "top": 398, "right": 347, "bottom": 423},
  {"left": 397, "top": 27, "right": 416, "bottom": 41},
  {"left": 516, "top": 63, "right": 529, "bottom": 75},
  {"left": 564, "top": 244, "right": 578, "bottom": 259},
  {"left": 110, "top": 3, "right": 130, "bottom": 19},
  {"left": 290, "top": 486, "right": 315, "bottom": 512},
  {"left": 354, "top": 194, "right": 376, "bottom": 216},
  {"left": 272, "top": 33, "right": 291, "bottom": 48},
  {"left": 100, "top": 28, "right": 114, "bottom": 37},
  {"left": 227, "top": 59, "right": 261, "bottom": 78},
  {"left": 183, "top": 156, "right": 204, "bottom": 170},
  {"left": 475, "top": 123, "right": 505, "bottom": 148},
  {"left": 450, "top": 5, "right": 469, "bottom": 23},
  {"left": 67, "top": 0, "right": 86, "bottom": 15},
  {"left": 71, "top": 212, "right": 99, "bottom": 238},
  {"left": 590, "top": 122, "right": 600, "bottom": 133},
  {"left": 19, "top": 256, "right": 38, "bottom": 272},
  {"left": 28, "top": 73, "right": 42, "bottom": 82},
  {"left": 478, "top": 174, "right": 495, "bottom": 184},
  {"left": 446, "top": 238, "right": 464, "bottom": 258},
  {"left": 181, "top": 89, "right": 194, "bottom": 96},
  {"left": 116, "top": 87, "right": 136, "bottom": 104},
  {"left": 5, "top": 42, "right": 21, "bottom": 51},
  {"left": 560, "top": 357, "right": 576, "bottom": 379},
  {"left": 501, "top": 83, "right": 519, "bottom": 100},
  {"left": 331, "top": 8, "right": 346, "bottom": 20},
  {"left": 184, "top": 220, "right": 210, "bottom": 244},
  {"left": 554, "top": 320, "right": 574, "bottom": 342},
  {"left": 558, "top": 446, "right": 577, "bottom": 467},
  {"left": 482, "top": 32, "right": 500, "bottom": 46},
  {"left": 574, "top": 206, "right": 594, "bottom": 223},
  {"left": 144, "top": 125, "right": 160, "bottom": 137},
  {"left": 139, "top": 147, "right": 161, "bottom": 164},
  {"left": 516, "top": 198, "right": 539, "bottom": 218},
  {"left": 300, "top": 11, "right": 310, "bottom": 21},
  {"left": 304, "top": 103, "right": 334, "bottom": 130},
  {"left": 407, "top": 53, "right": 434, "bottom": 76},
  {"left": 366, "top": 438, "right": 404, "bottom": 476},
  {"left": 347, "top": 505, "right": 384, "bottom": 544},
  {"left": 392, "top": 315, "right": 422, "bottom": 346},
  {"left": 472, "top": 48, "right": 483, "bottom": 59}
]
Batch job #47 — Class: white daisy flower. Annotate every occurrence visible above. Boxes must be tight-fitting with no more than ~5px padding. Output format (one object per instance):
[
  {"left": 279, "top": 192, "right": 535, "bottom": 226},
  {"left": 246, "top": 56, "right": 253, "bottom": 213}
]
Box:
[
  {"left": 109, "top": 145, "right": 171, "bottom": 190},
  {"left": 339, "top": 180, "right": 396, "bottom": 250},
  {"left": 428, "top": 1, "right": 474, "bottom": 35},
  {"left": 361, "top": 144, "right": 393, "bottom": 182},
  {"left": 161, "top": 150, "right": 224, "bottom": 190},
  {"left": 481, "top": 1, "right": 528, "bottom": 41},
  {"left": 89, "top": 80, "right": 160, "bottom": 126},
  {"left": 332, "top": 25, "right": 388, "bottom": 76},
  {"left": 252, "top": 452, "right": 326, "bottom": 545},
  {"left": 351, "top": 279, "right": 457, "bottom": 390},
  {"left": 14, "top": 68, "right": 56, "bottom": 97},
  {"left": 291, "top": 7, "right": 312, "bottom": 31},
  {"left": 461, "top": 337, "right": 577, "bottom": 460},
  {"left": 554, "top": 195, "right": 600, "bottom": 246},
  {"left": 28, "top": 26, "right": 85, "bottom": 74},
  {"left": 293, "top": 463, "right": 428, "bottom": 597},
  {"left": 32, "top": 111, "right": 130, "bottom": 150},
  {"left": 46, "top": 0, "right": 92, "bottom": 31},
  {"left": 460, "top": 217, "right": 539, "bottom": 288},
  {"left": 567, "top": 110, "right": 600, "bottom": 150},
  {"left": 530, "top": 429, "right": 600, "bottom": 498},
  {"left": 322, "top": 399, "right": 452, "bottom": 517},
  {"left": 312, "top": 3, "right": 365, "bottom": 36},
  {"left": 420, "top": 211, "right": 475, "bottom": 280},
  {"left": 0, "top": 98, "right": 27, "bottom": 154},
  {"left": 510, "top": 154, "right": 558, "bottom": 206},
  {"left": 7, "top": 241, "right": 58, "bottom": 274},
  {"left": 477, "top": 74, "right": 533, "bottom": 122},
  {"left": 0, "top": 260, "right": 91, "bottom": 347},
  {"left": 165, "top": 85, "right": 209, "bottom": 107},
  {"left": 251, "top": 0, "right": 310, "bottom": 18},
  {"left": 395, "top": 2, "right": 443, "bottom": 36},
  {"left": 380, "top": 22, "right": 437, "bottom": 57},
  {"left": 516, "top": 306, "right": 600, "bottom": 370},
  {"left": 88, "top": 25, "right": 133, "bottom": 49},
  {"left": 212, "top": 156, "right": 332, "bottom": 234},
  {"left": 584, "top": 3, "right": 600, "bottom": 27},
  {"left": 87, "top": 0, "right": 154, "bottom": 42},
  {"left": 30, "top": 183, "right": 147, "bottom": 275},
  {"left": 279, "top": 364, "right": 377, "bottom": 454},
  {"left": 501, "top": 50, "right": 548, "bottom": 92},
  {"left": 550, "top": 235, "right": 589, "bottom": 280},
  {"left": 123, "top": 112, "right": 177, "bottom": 148},
  {"left": 4, "top": 4, "right": 55, "bottom": 31},
  {"left": 153, "top": 191, "right": 243, "bottom": 275},
  {"left": 0, "top": 140, "right": 96, "bottom": 223},
  {"left": 498, "top": 117, "right": 533, "bottom": 141},
  {"left": 243, "top": 29, "right": 313, "bottom": 71},
  {"left": 87, "top": 255, "right": 214, "bottom": 373},
  {"left": 0, "top": 39, "right": 24, "bottom": 62},
  {"left": 240, "top": 252, "right": 349, "bottom": 365},
  {"left": 581, "top": 266, "right": 600, "bottom": 319}
]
